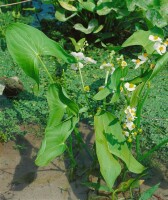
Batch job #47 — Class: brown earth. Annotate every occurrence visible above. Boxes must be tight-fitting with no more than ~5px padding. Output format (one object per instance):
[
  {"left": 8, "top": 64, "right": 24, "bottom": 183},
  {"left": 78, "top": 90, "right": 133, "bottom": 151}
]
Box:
[{"left": 0, "top": 122, "right": 168, "bottom": 200}]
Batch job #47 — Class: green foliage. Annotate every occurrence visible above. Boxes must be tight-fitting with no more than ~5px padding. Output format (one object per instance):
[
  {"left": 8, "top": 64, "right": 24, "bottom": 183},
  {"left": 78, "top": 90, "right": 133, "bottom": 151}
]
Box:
[
  {"left": 122, "top": 27, "right": 164, "bottom": 54},
  {"left": 94, "top": 112, "right": 145, "bottom": 188},
  {"left": 35, "top": 83, "right": 79, "bottom": 166},
  {"left": 6, "top": 23, "right": 76, "bottom": 84},
  {"left": 51, "top": 0, "right": 168, "bottom": 42},
  {"left": 3, "top": 20, "right": 168, "bottom": 199}
]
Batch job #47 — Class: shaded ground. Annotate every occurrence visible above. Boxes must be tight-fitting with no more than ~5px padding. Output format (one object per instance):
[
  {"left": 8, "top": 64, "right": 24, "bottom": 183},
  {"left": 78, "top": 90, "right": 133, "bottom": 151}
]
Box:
[
  {"left": 0, "top": 123, "right": 168, "bottom": 200},
  {"left": 0, "top": 132, "right": 89, "bottom": 200}
]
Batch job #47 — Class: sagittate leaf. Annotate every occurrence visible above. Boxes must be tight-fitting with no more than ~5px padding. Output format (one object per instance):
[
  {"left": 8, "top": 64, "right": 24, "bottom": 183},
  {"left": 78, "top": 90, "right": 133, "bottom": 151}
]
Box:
[
  {"left": 122, "top": 28, "right": 164, "bottom": 54},
  {"left": 73, "top": 19, "right": 98, "bottom": 34},
  {"left": 5, "top": 23, "right": 76, "bottom": 84},
  {"left": 35, "top": 84, "right": 79, "bottom": 166},
  {"left": 94, "top": 112, "right": 121, "bottom": 188},
  {"left": 95, "top": 112, "right": 145, "bottom": 178},
  {"left": 139, "top": 183, "right": 160, "bottom": 200}
]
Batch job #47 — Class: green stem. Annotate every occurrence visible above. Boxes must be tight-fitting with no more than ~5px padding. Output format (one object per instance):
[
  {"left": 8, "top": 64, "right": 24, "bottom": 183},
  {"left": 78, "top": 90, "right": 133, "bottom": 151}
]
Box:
[
  {"left": 78, "top": 65, "right": 92, "bottom": 111},
  {"left": 140, "top": 138, "right": 168, "bottom": 161},
  {"left": 38, "top": 55, "right": 54, "bottom": 84},
  {"left": 105, "top": 70, "right": 109, "bottom": 86},
  {"left": 78, "top": 66, "right": 85, "bottom": 90},
  {"left": 66, "top": 136, "right": 76, "bottom": 168}
]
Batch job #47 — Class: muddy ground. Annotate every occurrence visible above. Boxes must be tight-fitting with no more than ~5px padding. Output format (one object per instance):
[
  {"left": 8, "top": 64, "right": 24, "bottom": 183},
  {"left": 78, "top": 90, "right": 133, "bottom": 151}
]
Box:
[{"left": 0, "top": 123, "right": 168, "bottom": 200}]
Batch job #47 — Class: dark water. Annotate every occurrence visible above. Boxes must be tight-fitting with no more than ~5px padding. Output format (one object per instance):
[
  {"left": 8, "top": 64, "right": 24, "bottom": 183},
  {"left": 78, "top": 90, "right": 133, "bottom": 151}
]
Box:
[{"left": 30, "top": 0, "right": 55, "bottom": 28}]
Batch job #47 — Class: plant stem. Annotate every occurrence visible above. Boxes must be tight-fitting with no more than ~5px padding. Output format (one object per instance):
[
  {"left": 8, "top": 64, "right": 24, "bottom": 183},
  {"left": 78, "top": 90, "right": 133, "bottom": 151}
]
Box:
[
  {"left": 78, "top": 65, "right": 85, "bottom": 90},
  {"left": 105, "top": 70, "right": 109, "bottom": 86},
  {"left": 66, "top": 136, "right": 76, "bottom": 168},
  {"left": 38, "top": 55, "right": 54, "bottom": 84},
  {"left": 78, "top": 65, "right": 92, "bottom": 111},
  {"left": 74, "top": 127, "right": 93, "bottom": 160}
]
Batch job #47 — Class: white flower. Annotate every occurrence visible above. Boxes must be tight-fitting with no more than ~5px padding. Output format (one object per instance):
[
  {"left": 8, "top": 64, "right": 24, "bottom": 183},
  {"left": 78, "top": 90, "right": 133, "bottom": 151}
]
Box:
[
  {"left": 124, "top": 106, "right": 136, "bottom": 121},
  {"left": 123, "top": 131, "right": 130, "bottom": 137},
  {"left": 71, "top": 52, "right": 85, "bottom": 60},
  {"left": 149, "top": 35, "right": 162, "bottom": 42},
  {"left": 153, "top": 42, "right": 167, "bottom": 55},
  {"left": 138, "top": 53, "right": 148, "bottom": 61},
  {"left": 132, "top": 59, "right": 145, "bottom": 69},
  {"left": 0, "top": 83, "right": 5, "bottom": 95},
  {"left": 121, "top": 61, "right": 127, "bottom": 67},
  {"left": 124, "top": 82, "right": 136, "bottom": 91},
  {"left": 71, "top": 62, "right": 83, "bottom": 70},
  {"left": 126, "top": 121, "right": 136, "bottom": 131},
  {"left": 84, "top": 57, "right": 97, "bottom": 64}
]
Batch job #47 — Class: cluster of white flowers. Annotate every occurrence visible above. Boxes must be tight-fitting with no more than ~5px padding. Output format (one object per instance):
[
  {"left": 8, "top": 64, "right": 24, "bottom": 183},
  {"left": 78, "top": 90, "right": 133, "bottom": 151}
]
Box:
[
  {"left": 149, "top": 35, "right": 167, "bottom": 55},
  {"left": 124, "top": 82, "right": 136, "bottom": 92},
  {"left": 70, "top": 52, "right": 97, "bottom": 70},
  {"left": 80, "top": 40, "right": 89, "bottom": 52},
  {"left": 123, "top": 106, "right": 137, "bottom": 142},
  {"left": 100, "top": 62, "right": 115, "bottom": 74},
  {"left": 132, "top": 53, "right": 148, "bottom": 69}
]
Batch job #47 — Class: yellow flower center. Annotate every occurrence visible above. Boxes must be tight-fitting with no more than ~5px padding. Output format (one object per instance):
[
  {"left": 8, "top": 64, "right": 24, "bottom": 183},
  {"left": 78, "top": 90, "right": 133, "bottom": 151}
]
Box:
[
  {"left": 129, "top": 83, "right": 135, "bottom": 88},
  {"left": 154, "top": 36, "right": 159, "bottom": 40},
  {"left": 143, "top": 53, "right": 148, "bottom": 57},
  {"left": 128, "top": 137, "right": 132, "bottom": 143},
  {"left": 159, "top": 46, "right": 164, "bottom": 51},
  {"left": 136, "top": 59, "right": 141, "bottom": 64}
]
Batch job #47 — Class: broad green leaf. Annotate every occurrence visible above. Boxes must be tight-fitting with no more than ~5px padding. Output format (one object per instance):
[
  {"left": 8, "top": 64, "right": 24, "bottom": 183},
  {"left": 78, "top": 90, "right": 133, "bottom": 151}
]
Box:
[
  {"left": 122, "top": 28, "right": 164, "bottom": 54},
  {"left": 73, "top": 19, "right": 98, "bottom": 34},
  {"left": 97, "top": 0, "right": 113, "bottom": 15},
  {"left": 98, "top": 112, "right": 145, "bottom": 174},
  {"left": 93, "top": 87, "right": 111, "bottom": 100},
  {"left": 94, "top": 112, "right": 121, "bottom": 188},
  {"left": 59, "top": 1, "right": 77, "bottom": 11},
  {"left": 5, "top": 23, "right": 76, "bottom": 84},
  {"left": 145, "top": 9, "right": 167, "bottom": 28},
  {"left": 55, "top": 7, "right": 77, "bottom": 22},
  {"left": 35, "top": 84, "right": 79, "bottom": 166},
  {"left": 78, "top": 0, "right": 96, "bottom": 12},
  {"left": 139, "top": 183, "right": 160, "bottom": 200},
  {"left": 130, "top": 82, "right": 145, "bottom": 107},
  {"left": 149, "top": 52, "right": 168, "bottom": 81}
]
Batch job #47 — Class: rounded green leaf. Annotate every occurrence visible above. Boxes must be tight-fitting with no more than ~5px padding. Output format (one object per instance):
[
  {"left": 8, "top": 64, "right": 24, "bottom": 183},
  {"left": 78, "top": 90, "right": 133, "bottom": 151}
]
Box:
[{"left": 59, "top": 1, "right": 77, "bottom": 11}]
